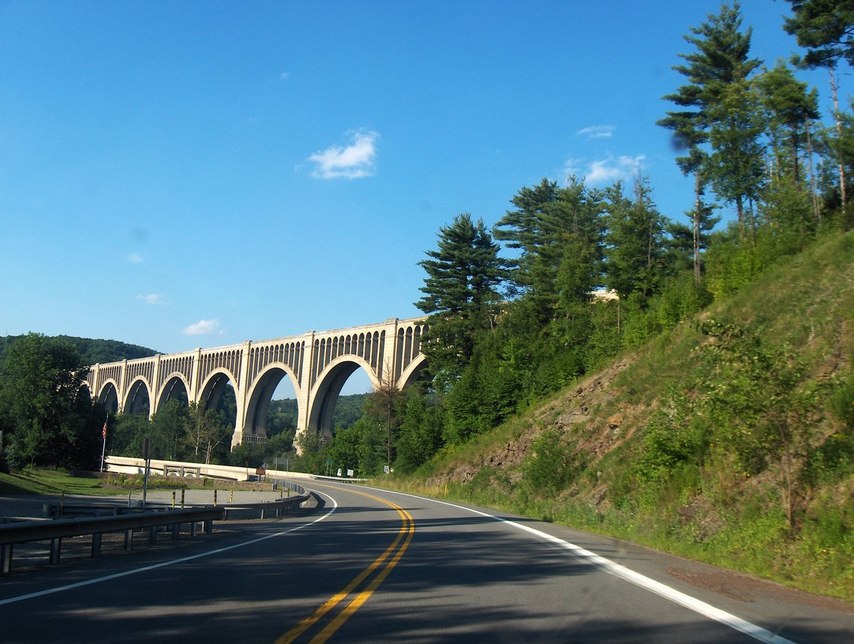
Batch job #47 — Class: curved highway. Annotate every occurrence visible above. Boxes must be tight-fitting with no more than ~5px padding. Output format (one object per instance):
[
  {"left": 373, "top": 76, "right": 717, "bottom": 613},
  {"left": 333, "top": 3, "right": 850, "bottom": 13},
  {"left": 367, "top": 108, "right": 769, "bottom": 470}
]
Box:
[{"left": 0, "top": 481, "right": 849, "bottom": 642}]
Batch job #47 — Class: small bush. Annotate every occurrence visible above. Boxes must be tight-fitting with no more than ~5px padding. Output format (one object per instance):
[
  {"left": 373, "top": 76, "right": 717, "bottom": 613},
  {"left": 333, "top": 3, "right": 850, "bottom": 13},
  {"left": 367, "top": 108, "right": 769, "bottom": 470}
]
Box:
[{"left": 523, "top": 430, "right": 580, "bottom": 495}]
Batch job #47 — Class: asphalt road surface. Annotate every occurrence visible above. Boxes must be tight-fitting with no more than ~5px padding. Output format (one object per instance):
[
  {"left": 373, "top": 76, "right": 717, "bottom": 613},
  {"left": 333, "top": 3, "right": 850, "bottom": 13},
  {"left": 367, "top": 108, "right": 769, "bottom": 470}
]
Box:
[{"left": 0, "top": 481, "right": 850, "bottom": 642}]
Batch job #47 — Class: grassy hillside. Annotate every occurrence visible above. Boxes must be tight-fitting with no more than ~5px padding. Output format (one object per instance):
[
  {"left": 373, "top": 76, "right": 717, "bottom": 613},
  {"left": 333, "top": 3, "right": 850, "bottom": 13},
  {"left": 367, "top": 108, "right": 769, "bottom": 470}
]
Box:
[{"left": 398, "top": 231, "right": 854, "bottom": 601}]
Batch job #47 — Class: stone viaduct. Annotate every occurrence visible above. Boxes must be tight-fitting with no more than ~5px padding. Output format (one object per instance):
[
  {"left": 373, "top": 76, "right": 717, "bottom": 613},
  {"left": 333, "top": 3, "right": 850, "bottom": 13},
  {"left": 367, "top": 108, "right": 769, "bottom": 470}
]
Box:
[{"left": 85, "top": 317, "right": 427, "bottom": 449}]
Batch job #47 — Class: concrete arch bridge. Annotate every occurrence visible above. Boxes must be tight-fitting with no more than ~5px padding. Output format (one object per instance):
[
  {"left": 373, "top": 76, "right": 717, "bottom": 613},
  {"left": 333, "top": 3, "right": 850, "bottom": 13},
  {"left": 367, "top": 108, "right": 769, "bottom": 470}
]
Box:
[{"left": 86, "top": 317, "right": 427, "bottom": 449}]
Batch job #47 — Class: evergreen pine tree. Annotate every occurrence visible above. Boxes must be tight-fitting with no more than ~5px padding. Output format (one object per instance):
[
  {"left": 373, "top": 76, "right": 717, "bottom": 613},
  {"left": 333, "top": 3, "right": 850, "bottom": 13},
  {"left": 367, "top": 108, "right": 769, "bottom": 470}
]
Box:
[
  {"left": 416, "top": 213, "right": 506, "bottom": 388},
  {"left": 660, "top": 2, "right": 762, "bottom": 233}
]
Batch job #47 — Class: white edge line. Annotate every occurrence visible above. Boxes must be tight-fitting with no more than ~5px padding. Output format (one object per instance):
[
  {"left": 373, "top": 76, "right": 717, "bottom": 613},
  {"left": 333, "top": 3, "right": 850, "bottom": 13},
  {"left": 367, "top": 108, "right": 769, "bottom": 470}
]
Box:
[
  {"left": 0, "top": 493, "right": 338, "bottom": 607},
  {"left": 370, "top": 487, "right": 796, "bottom": 644}
]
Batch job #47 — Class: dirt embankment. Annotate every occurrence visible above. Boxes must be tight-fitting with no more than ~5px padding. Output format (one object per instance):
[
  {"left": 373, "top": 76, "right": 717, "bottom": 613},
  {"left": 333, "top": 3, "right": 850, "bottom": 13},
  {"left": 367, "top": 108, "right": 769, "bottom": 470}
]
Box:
[{"left": 433, "top": 356, "right": 647, "bottom": 486}]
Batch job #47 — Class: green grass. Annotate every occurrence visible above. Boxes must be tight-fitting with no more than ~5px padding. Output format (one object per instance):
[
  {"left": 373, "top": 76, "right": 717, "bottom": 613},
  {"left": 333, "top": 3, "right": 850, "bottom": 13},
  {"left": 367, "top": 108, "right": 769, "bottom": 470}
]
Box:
[{"left": 0, "top": 468, "right": 120, "bottom": 496}]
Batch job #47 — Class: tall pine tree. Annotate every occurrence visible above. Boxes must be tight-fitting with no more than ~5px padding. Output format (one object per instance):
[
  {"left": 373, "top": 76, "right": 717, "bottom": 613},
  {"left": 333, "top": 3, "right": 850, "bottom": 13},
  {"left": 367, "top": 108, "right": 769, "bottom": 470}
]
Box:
[
  {"left": 759, "top": 61, "right": 820, "bottom": 187},
  {"left": 494, "top": 177, "right": 604, "bottom": 325},
  {"left": 785, "top": 0, "right": 854, "bottom": 220},
  {"left": 416, "top": 213, "right": 506, "bottom": 388},
  {"left": 785, "top": 0, "right": 854, "bottom": 69},
  {"left": 604, "top": 180, "right": 667, "bottom": 303},
  {"left": 660, "top": 2, "right": 762, "bottom": 233}
]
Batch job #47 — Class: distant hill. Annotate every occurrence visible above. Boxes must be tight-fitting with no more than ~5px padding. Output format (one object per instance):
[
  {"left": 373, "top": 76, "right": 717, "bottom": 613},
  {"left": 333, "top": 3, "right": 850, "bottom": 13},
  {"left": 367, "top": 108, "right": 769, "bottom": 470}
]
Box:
[
  {"left": 267, "top": 393, "right": 369, "bottom": 436},
  {"left": 0, "top": 335, "right": 158, "bottom": 366}
]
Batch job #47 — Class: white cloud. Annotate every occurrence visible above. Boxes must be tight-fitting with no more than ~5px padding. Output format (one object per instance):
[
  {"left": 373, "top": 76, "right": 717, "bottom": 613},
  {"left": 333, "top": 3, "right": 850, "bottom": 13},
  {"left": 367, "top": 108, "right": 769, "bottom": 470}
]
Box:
[
  {"left": 279, "top": 71, "right": 290, "bottom": 81},
  {"left": 127, "top": 253, "right": 143, "bottom": 264},
  {"left": 576, "top": 125, "right": 614, "bottom": 140},
  {"left": 183, "top": 319, "right": 222, "bottom": 336},
  {"left": 585, "top": 158, "right": 625, "bottom": 184},
  {"left": 308, "top": 130, "right": 379, "bottom": 179},
  {"left": 137, "top": 293, "right": 164, "bottom": 305},
  {"left": 565, "top": 155, "right": 645, "bottom": 186}
]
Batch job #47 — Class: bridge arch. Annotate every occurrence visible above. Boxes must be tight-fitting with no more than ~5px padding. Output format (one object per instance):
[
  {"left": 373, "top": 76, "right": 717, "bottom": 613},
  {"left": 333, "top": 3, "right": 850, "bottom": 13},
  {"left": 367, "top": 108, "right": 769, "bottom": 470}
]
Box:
[
  {"left": 243, "top": 363, "right": 300, "bottom": 443},
  {"left": 124, "top": 377, "right": 151, "bottom": 417},
  {"left": 97, "top": 379, "right": 120, "bottom": 415},
  {"left": 157, "top": 373, "right": 190, "bottom": 413},
  {"left": 199, "top": 368, "right": 237, "bottom": 416},
  {"left": 308, "top": 355, "right": 376, "bottom": 438},
  {"left": 398, "top": 353, "right": 428, "bottom": 390}
]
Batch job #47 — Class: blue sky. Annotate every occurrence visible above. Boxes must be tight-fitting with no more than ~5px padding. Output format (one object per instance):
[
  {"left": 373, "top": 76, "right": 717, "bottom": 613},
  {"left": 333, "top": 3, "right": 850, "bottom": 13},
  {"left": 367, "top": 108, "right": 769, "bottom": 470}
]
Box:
[{"left": 0, "top": 1, "right": 843, "bottom": 393}]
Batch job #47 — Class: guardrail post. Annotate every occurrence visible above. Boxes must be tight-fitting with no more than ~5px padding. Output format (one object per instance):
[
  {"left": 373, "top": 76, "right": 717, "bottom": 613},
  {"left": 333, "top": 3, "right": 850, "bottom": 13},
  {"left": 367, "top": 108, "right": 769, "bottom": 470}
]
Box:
[
  {"left": 50, "top": 537, "right": 61, "bottom": 565},
  {"left": 149, "top": 527, "right": 157, "bottom": 545},
  {"left": 1, "top": 544, "right": 12, "bottom": 573},
  {"left": 171, "top": 523, "right": 179, "bottom": 540},
  {"left": 204, "top": 519, "right": 213, "bottom": 534},
  {"left": 125, "top": 529, "right": 134, "bottom": 550},
  {"left": 92, "top": 533, "right": 102, "bottom": 558}
]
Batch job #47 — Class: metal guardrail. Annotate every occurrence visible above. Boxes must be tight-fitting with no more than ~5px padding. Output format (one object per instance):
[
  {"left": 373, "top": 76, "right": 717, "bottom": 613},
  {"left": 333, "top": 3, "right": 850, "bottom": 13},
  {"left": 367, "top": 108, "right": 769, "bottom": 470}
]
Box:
[
  {"left": 220, "top": 494, "right": 310, "bottom": 520},
  {"left": 1, "top": 483, "right": 314, "bottom": 574},
  {"left": 0, "top": 507, "right": 222, "bottom": 574},
  {"left": 216, "top": 480, "right": 310, "bottom": 519},
  {"left": 310, "top": 474, "right": 367, "bottom": 484},
  {"left": 42, "top": 502, "right": 167, "bottom": 519}
]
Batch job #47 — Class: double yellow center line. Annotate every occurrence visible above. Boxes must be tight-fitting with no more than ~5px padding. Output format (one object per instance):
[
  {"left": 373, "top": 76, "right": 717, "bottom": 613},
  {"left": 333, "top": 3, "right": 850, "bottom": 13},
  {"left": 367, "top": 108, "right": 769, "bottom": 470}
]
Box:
[{"left": 277, "top": 491, "right": 415, "bottom": 643}]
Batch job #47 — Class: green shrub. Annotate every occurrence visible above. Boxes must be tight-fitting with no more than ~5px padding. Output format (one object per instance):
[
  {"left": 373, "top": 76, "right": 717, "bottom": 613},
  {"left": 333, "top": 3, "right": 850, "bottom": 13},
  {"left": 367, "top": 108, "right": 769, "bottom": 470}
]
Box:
[
  {"left": 523, "top": 430, "right": 580, "bottom": 494},
  {"left": 829, "top": 374, "right": 854, "bottom": 431}
]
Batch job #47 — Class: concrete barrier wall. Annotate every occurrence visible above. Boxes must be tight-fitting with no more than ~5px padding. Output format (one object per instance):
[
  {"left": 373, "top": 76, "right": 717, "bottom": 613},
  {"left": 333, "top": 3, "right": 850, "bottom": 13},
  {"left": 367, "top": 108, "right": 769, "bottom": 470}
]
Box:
[{"left": 105, "top": 456, "right": 315, "bottom": 482}]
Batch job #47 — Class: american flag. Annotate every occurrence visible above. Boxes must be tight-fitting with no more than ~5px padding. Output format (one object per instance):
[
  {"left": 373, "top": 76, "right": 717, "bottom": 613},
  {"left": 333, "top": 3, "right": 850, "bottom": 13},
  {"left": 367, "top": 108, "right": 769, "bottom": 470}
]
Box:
[{"left": 102, "top": 420, "right": 107, "bottom": 440}]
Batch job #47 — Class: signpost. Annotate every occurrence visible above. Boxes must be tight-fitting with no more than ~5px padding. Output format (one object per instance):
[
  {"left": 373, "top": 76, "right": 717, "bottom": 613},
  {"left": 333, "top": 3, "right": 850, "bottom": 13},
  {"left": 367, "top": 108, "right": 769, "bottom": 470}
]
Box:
[
  {"left": 141, "top": 437, "right": 151, "bottom": 509},
  {"left": 99, "top": 417, "right": 108, "bottom": 472}
]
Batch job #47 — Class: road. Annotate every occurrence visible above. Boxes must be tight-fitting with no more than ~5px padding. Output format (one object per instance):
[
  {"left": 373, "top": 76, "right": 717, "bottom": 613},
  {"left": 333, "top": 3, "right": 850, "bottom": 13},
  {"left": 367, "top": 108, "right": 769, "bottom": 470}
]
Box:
[{"left": 0, "top": 481, "right": 850, "bottom": 642}]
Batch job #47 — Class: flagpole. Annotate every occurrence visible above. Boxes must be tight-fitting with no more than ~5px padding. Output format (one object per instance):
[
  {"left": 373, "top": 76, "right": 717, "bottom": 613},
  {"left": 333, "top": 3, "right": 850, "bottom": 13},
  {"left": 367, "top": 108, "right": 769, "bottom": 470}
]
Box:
[{"left": 100, "top": 416, "right": 108, "bottom": 472}]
